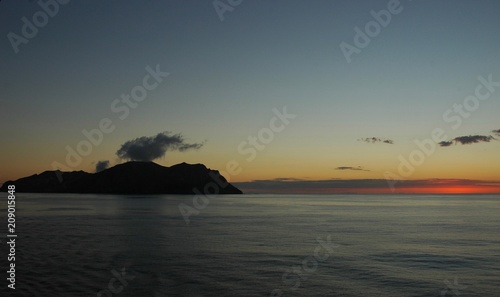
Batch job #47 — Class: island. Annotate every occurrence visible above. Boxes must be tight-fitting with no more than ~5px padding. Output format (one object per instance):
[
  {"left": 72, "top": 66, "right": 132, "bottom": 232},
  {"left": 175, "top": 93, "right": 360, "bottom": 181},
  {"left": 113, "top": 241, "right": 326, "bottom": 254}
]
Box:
[{"left": 0, "top": 162, "right": 243, "bottom": 195}]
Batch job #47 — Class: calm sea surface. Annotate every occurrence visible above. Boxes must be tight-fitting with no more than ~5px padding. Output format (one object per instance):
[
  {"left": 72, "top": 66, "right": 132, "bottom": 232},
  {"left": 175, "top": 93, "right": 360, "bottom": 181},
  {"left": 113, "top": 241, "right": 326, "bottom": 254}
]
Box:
[{"left": 1, "top": 194, "right": 499, "bottom": 296}]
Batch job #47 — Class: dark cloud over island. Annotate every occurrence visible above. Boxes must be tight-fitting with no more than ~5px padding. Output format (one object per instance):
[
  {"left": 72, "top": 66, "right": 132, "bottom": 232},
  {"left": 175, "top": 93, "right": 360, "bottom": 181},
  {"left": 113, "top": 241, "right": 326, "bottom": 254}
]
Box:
[
  {"left": 95, "top": 160, "right": 110, "bottom": 172},
  {"left": 116, "top": 131, "right": 204, "bottom": 161}
]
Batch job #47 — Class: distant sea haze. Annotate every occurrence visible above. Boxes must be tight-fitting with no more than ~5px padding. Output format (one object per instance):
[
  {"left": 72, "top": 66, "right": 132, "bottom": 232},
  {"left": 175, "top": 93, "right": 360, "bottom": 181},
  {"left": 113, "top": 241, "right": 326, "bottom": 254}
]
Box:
[{"left": 4, "top": 193, "right": 499, "bottom": 296}]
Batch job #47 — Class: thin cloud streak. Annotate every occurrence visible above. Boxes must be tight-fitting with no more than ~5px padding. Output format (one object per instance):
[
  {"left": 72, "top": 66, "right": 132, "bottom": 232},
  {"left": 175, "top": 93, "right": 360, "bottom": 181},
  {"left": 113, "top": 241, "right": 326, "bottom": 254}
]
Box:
[
  {"left": 335, "top": 166, "right": 370, "bottom": 172},
  {"left": 358, "top": 137, "right": 394, "bottom": 144}
]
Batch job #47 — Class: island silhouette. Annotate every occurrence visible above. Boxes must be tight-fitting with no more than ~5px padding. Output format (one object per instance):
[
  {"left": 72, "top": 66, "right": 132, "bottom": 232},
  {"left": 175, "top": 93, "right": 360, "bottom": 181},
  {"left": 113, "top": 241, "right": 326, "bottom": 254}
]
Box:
[{"left": 0, "top": 162, "right": 242, "bottom": 194}]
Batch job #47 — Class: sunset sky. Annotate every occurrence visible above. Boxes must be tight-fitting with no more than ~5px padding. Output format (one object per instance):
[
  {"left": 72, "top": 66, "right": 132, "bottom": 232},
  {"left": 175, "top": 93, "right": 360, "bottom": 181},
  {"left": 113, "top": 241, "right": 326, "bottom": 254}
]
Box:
[{"left": 1, "top": 0, "right": 499, "bottom": 194}]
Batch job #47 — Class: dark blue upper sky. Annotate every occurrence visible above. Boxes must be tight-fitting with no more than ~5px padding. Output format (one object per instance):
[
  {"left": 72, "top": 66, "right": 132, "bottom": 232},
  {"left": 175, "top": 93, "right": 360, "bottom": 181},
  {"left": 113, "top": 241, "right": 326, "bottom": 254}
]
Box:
[{"left": 1, "top": 0, "right": 500, "bottom": 185}]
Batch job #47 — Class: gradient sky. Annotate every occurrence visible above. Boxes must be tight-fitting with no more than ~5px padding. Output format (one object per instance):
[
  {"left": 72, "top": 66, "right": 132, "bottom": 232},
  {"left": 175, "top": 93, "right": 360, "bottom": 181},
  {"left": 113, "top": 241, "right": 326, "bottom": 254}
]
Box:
[{"left": 1, "top": 0, "right": 499, "bottom": 193}]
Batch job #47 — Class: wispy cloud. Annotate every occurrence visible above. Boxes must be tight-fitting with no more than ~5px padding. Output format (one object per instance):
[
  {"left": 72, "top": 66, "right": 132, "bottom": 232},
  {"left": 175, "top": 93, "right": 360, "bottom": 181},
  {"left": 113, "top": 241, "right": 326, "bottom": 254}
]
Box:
[
  {"left": 438, "top": 141, "right": 454, "bottom": 147},
  {"left": 272, "top": 177, "right": 304, "bottom": 182},
  {"left": 116, "top": 131, "right": 204, "bottom": 161},
  {"left": 439, "top": 135, "right": 495, "bottom": 147},
  {"left": 358, "top": 137, "right": 394, "bottom": 144},
  {"left": 454, "top": 135, "right": 495, "bottom": 144},
  {"left": 335, "top": 166, "right": 370, "bottom": 172}
]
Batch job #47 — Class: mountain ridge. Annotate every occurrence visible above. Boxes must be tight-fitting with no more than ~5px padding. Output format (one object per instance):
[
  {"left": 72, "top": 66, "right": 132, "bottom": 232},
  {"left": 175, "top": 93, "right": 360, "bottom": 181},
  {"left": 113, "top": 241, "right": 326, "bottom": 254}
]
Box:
[{"left": 0, "top": 161, "right": 242, "bottom": 194}]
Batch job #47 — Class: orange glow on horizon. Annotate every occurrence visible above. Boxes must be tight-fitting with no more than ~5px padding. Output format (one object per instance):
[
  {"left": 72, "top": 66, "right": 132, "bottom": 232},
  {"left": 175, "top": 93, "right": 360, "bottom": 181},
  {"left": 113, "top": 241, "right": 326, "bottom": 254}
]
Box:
[
  {"left": 241, "top": 183, "right": 500, "bottom": 195},
  {"left": 391, "top": 186, "right": 500, "bottom": 195}
]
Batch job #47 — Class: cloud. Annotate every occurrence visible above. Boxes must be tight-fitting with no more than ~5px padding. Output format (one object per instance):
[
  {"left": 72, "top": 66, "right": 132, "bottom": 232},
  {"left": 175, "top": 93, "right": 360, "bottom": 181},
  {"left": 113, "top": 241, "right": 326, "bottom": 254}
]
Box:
[
  {"left": 438, "top": 141, "right": 453, "bottom": 147},
  {"left": 95, "top": 160, "right": 110, "bottom": 172},
  {"left": 454, "top": 135, "right": 495, "bottom": 144},
  {"left": 116, "top": 131, "right": 204, "bottom": 161},
  {"left": 272, "top": 177, "right": 304, "bottom": 182},
  {"left": 492, "top": 129, "right": 500, "bottom": 136},
  {"left": 439, "top": 135, "right": 495, "bottom": 147},
  {"left": 358, "top": 137, "right": 394, "bottom": 144},
  {"left": 335, "top": 166, "right": 370, "bottom": 172}
]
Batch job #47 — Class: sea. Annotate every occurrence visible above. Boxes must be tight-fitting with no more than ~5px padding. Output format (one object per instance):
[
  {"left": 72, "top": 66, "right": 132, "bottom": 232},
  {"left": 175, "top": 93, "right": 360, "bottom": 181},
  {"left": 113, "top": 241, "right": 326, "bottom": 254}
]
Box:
[{"left": 1, "top": 193, "right": 499, "bottom": 297}]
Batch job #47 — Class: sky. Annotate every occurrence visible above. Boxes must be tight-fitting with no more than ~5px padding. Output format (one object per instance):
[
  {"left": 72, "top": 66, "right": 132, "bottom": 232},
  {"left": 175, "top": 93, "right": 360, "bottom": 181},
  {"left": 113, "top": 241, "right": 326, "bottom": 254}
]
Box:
[{"left": 1, "top": 0, "right": 500, "bottom": 194}]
